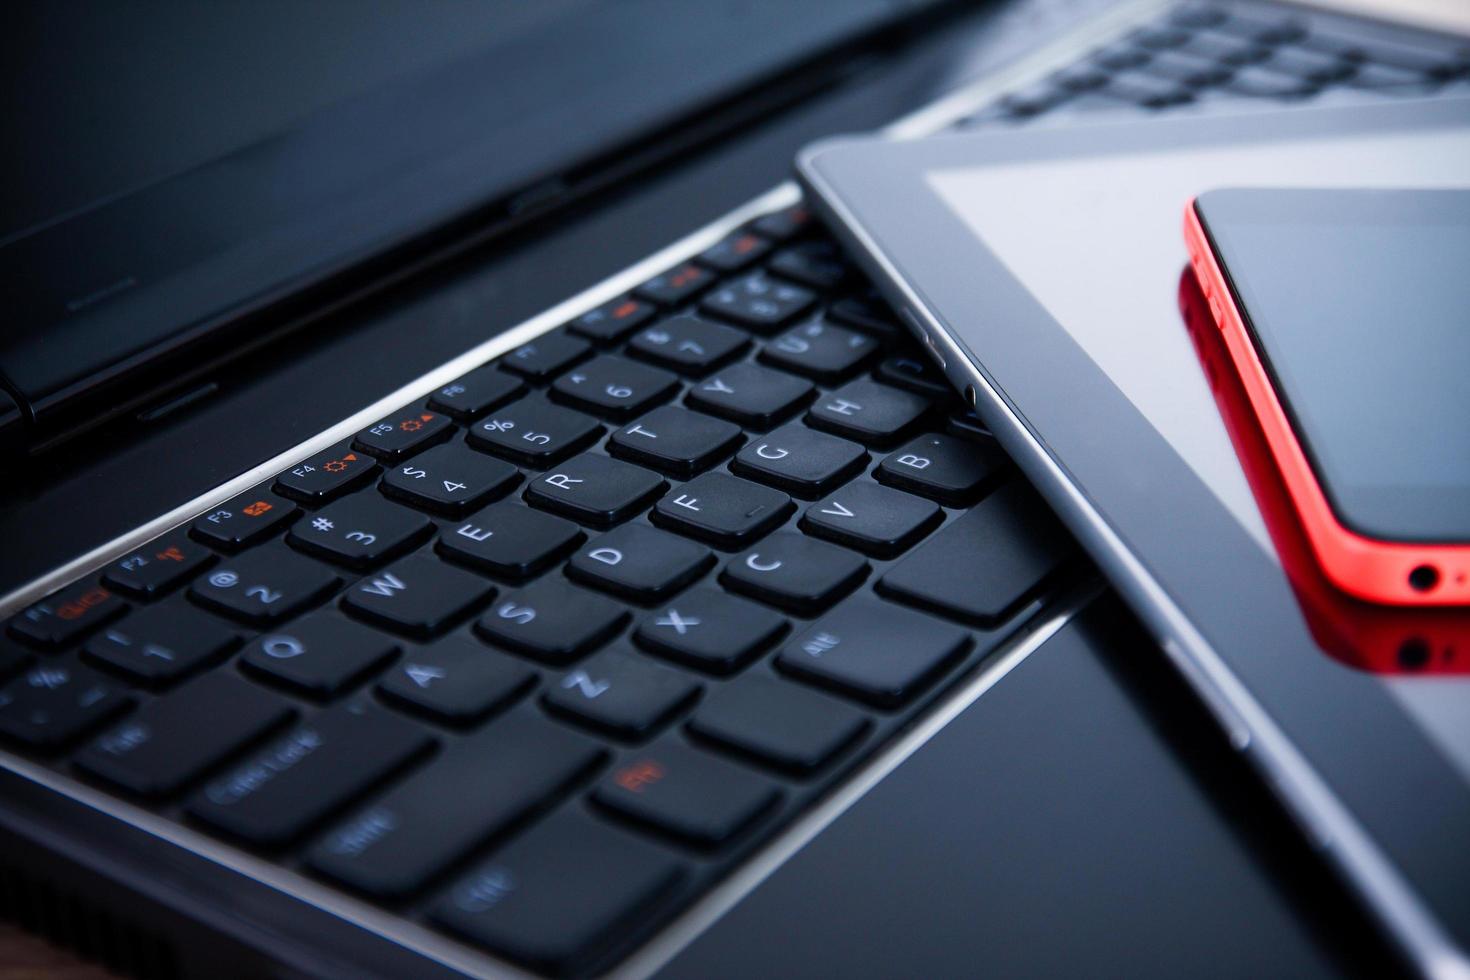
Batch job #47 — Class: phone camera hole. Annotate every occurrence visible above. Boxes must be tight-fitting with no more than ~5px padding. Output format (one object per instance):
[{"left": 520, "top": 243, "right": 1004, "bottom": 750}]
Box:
[
  {"left": 1408, "top": 565, "right": 1440, "bottom": 593},
  {"left": 1397, "top": 637, "right": 1431, "bottom": 671}
]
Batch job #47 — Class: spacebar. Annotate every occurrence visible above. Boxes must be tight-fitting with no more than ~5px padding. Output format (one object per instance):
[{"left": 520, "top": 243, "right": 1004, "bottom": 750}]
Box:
[{"left": 877, "top": 481, "right": 1072, "bottom": 625}]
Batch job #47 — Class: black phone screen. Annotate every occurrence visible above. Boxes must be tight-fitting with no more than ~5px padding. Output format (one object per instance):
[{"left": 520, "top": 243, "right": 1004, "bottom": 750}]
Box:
[{"left": 1197, "top": 188, "right": 1470, "bottom": 544}]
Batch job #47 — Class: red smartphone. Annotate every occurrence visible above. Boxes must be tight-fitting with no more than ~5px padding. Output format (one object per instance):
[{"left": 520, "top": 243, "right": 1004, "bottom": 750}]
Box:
[{"left": 1184, "top": 188, "right": 1470, "bottom": 606}]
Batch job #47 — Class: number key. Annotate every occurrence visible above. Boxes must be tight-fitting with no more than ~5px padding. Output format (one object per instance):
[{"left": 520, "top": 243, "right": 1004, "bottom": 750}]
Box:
[
  {"left": 468, "top": 395, "right": 602, "bottom": 467},
  {"left": 380, "top": 444, "right": 521, "bottom": 515},
  {"left": 0, "top": 664, "right": 131, "bottom": 750},
  {"left": 551, "top": 355, "right": 680, "bottom": 421},
  {"left": 189, "top": 546, "right": 342, "bottom": 626},
  {"left": 287, "top": 494, "right": 434, "bottom": 569},
  {"left": 627, "top": 314, "right": 749, "bottom": 376}
]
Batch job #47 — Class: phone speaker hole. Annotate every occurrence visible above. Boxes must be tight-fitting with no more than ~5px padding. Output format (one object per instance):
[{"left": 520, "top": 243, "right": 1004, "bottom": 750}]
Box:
[
  {"left": 1408, "top": 565, "right": 1440, "bottom": 593},
  {"left": 1397, "top": 637, "right": 1431, "bottom": 671}
]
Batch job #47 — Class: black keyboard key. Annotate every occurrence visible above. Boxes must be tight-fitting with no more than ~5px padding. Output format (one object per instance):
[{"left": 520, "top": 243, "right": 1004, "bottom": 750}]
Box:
[
  {"left": 192, "top": 491, "right": 298, "bottom": 550},
  {"left": 477, "top": 578, "right": 627, "bottom": 666},
  {"left": 376, "top": 635, "right": 535, "bottom": 726},
  {"left": 634, "top": 588, "right": 786, "bottom": 674},
  {"left": 627, "top": 314, "right": 749, "bottom": 376},
  {"left": 189, "top": 548, "right": 342, "bottom": 626},
  {"left": 551, "top": 355, "right": 680, "bottom": 421},
  {"left": 634, "top": 260, "right": 717, "bottom": 306},
  {"left": 767, "top": 241, "right": 852, "bottom": 291},
  {"left": 287, "top": 494, "right": 434, "bottom": 569},
  {"left": 275, "top": 447, "right": 379, "bottom": 504},
  {"left": 801, "top": 482, "right": 941, "bottom": 558},
  {"left": 544, "top": 647, "right": 700, "bottom": 740},
  {"left": 309, "top": 710, "right": 603, "bottom": 899},
  {"left": 730, "top": 423, "right": 867, "bottom": 498},
  {"left": 572, "top": 296, "right": 657, "bottom": 344},
  {"left": 467, "top": 395, "right": 602, "bottom": 467},
  {"left": 607, "top": 405, "right": 743, "bottom": 478},
  {"left": 688, "top": 673, "right": 869, "bottom": 775},
  {"left": 1094, "top": 44, "right": 1151, "bottom": 71},
  {"left": 807, "top": 379, "right": 929, "bottom": 448},
  {"left": 380, "top": 443, "right": 521, "bottom": 515},
  {"left": 828, "top": 291, "right": 902, "bottom": 340},
  {"left": 1302, "top": 29, "right": 1467, "bottom": 78},
  {"left": 1214, "top": 10, "right": 1304, "bottom": 45},
  {"left": 651, "top": 471, "right": 792, "bottom": 548},
  {"left": 879, "top": 482, "right": 1072, "bottom": 625},
  {"left": 1140, "top": 49, "right": 1235, "bottom": 87},
  {"left": 948, "top": 409, "right": 994, "bottom": 442},
  {"left": 593, "top": 740, "right": 780, "bottom": 848},
  {"left": 433, "top": 811, "right": 686, "bottom": 976},
  {"left": 684, "top": 363, "right": 813, "bottom": 430},
  {"left": 1178, "top": 30, "right": 1268, "bottom": 66},
  {"left": 699, "top": 272, "right": 815, "bottom": 333},
  {"left": 499, "top": 331, "right": 591, "bottom": 382},
  {"left": 437, "top": 501, "right": 584, "bottom": 581},
  {"left": 84, "top": 601, "right": 238, "bottom": 687},
  {"left": 342, "top": 554, "right": 495, "bottom": 639},
  {"left": 761, "top": 320, "right": 877, "bottom": 383},
  {"left": 875, "top": 353, "right": 951, "bottom": 397},
  {"left": 241, "top": 613, "right": 399, "bottom": 699},
  {"left": 750, "top": 202, "right": 812, "bottom": 242},
  {"left": 1260, "top": 49, "right": 1353, "bottom": 86},
  {"left": 777, "top": 598, "right": 970, "bottom": 708},
  {"left": 0, "top": 641, "right": 33, "bottom": 684},
  {"left": 1129, "top": 25, "right": 1189, "bottom": 50},
  {"left": 0, "top": 664, "right": 130, "bottom": 750},
  {"left": 9, "top": 581, "right": 127, "bottom": 649},
  {"left": 187, "top": 704, "right": 434, "bottom": 847},
  {"left": 524, "top": 452, "right": 666, "bottom": 527},
  {"left": 75, "top": 672, "right": 294, "bottom": 799},
  {"left": 354, "top": 408, "right": 455, "bottom": 462},
  {"left": 1225, "top": 65, "right": 1316, "bottom": 98},
  {"left": 697, "top": 230, "right": 772, "bottom": 273},
  {"left": 1101, "top": 71, "right": 1196, "bottom": 107},
  {"left": 426, "top": 367, "right": 525, "bottom": 422},
  {"left": 567, "top": 525, "right": 713, "bottom": 602},
  {"left": 723, "top": 533, "right": 867, "bottom": 613},
  {"left": 877, "top": 433, "right": 1007, "bottom": 506},
  {"left": 102, "top": 534, "right": 216, "bottom": 600}
]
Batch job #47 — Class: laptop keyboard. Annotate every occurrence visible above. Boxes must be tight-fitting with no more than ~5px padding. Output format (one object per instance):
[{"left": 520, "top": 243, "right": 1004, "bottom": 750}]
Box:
[{"left": 1, "top": 3, "right": 1463, "bottom": 977}]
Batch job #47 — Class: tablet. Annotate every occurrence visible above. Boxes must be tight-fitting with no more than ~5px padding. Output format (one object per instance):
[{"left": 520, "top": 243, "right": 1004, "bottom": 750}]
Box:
[{"left": 798, "top": 97, "right": 1470, "bottom": 973}]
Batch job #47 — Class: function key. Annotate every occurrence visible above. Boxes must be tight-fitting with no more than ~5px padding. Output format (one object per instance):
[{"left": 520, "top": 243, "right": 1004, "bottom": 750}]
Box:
[
  {"left": 651, "top": 472, "right": 792, "bottom": 549},
  {"left": 761, "top": 320, "right": 877, "bottom": 384},
  {"left": 626, "top": 314, "right": 749, "bottom": 376},
  {"left": 807, "top": 379, "right": 930, "bottom": 448},
  {"left": 287, "top": 494, "right": 434, "bottom": 569},
  {"left": 877, "top": 433, "right": 1007, "bottom": 506},
  {"left": 192, "top": 491, "right": 299, "bottom": 551},
  {"left": 722, "top": 533, "right": 867, "bottom": 614},
  {"left": 684, "top": 363, "right": 814, "bottom": 430},
  {"left": 1213, "top": 11, "right": 1305, "bottom": 45},
  {"left": 567, "top": 525, "right": 713, "bottom": 603},
  {"left": 83, "top": 600, "right": 238, "bottom": 687},
  {"left": 543, "top": 647, "right": 701, "bottom": 741},
  {"left": 730, "top": 423, "right": 867, "bottom": 498},
  {"left": 240, "top": 612, "right": 399, "bottom": 700},
  {"left": 432, "top": 811, "right": 686, "bottom": 977},
  {"left": 467, "top": 395, "right": 602, "bottom": 467},
  {"left": 342, "top": 554, "right": 496, "bottom": 639},
  {"left": 9, "top": 580, "right": 127, "bottom": 649},
  {"left": 275, "top": 447, "right": 378, "bottom": 504},
  {"left": 102, "top": 534, "right": 216, "bottom": 600},
  {"left": 750, "top": 203, "right": 813, "bottom": 242},
  {"left": 498, "top": 331, "right": 591, "bottom": 382},
  {"left": 634, "top": 588, "right": 787, "bottom": 674},
  {"left": 525, "top": 453, "right": 666, "bottom": 528},
  {"left": 800, "top": 482, "right": 941, "bottom": 559},
  {"left": 437, "top": 502, "right": 584, "bottom": 581},
  {"left": 0, "top": 664, "right": 130, "bottom": 750},
  {"left": 376, "top": 635, "right": 536, "bottom": 727},
  {"left": 426, "top": 367, "right": 525, "bottom": 422},
  {"left": 777, "top": 597, "right": 970, "bottom": 708},
  {"left": 767, "top": 241, "right": 853, "bottom": 291},
  {"left": 697, "top": 231, "right": 773, "bottom": 273},
  {"left": 699, "top": 272, "right": 815, "bottom": 333},
  {"left": 592, "top": 740, "right": 781, "bottom": 848},
  {"left": 354, "top": 408, "right": 454, "bottom": 462},
  {"left": 477, "top": 578, "right": 628, "bottom": 666},
  {"left": 75, "top": 672, "right": 294, "bottom": 799},
  {"left": 634, "top": 261, "right": 717, "bottom": 307},
  {"left": 379, "top": 443, "right": 521, "bottom": 516},
  {"left": 572, "top": 296, "right": 658, "bottom": 344},
  {"left": 607, "top": 405, "right": 743, "bottom": 478},
  {"left": 687, "top": 672, "right": 869, "bottom": 775},
  {"left": 189, "top": 546, "right": 342, "bottom": 626},
  {"left": 551, "top": 355, "right": 681, "bottom": 421}
]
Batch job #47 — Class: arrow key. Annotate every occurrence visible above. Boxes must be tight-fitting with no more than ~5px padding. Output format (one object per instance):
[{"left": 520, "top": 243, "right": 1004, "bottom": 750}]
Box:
[{"left": 378, "top": 635, "right": 535, "bottom": 727}]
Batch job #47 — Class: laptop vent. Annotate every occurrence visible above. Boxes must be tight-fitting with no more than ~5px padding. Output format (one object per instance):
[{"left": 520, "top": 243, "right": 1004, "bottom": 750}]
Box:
[{"left": 0, "top": 861, "right": 180, "bottom": 980}]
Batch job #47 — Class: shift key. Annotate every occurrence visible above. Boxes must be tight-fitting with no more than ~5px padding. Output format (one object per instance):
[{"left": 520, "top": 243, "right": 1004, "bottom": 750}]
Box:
[
  {"left": 187, "top": 705, "right": 434, "bottom": 847},
  {"left": 307, "top": 709, "right": 605, "bottom": 899}
]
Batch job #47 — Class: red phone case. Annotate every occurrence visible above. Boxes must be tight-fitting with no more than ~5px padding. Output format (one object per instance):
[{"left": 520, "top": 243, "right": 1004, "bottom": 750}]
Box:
[{"left": 1184, "top": 199, "right": 1470, "bottom": 607}]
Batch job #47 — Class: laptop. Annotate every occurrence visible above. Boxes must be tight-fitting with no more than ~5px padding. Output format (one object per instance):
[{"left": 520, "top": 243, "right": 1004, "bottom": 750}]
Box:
[{"left": 0, "top": 1, "right": 1465, "bottom": 977}]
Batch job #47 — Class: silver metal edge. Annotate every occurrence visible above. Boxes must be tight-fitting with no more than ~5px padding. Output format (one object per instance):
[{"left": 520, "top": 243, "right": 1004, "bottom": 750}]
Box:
[
  {"left": 0, "top": 2, "right": 1175, "bottom": 977},
  {"left": 797, "top": 105, "right": 1470, "bottom": 980}
]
